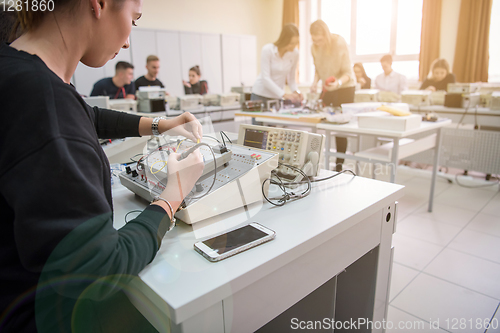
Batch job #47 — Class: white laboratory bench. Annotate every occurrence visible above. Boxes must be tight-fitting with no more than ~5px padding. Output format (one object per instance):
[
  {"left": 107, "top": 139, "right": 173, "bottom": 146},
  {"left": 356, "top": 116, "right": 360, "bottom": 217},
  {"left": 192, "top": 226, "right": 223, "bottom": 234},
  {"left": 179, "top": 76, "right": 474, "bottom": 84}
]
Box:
[
  {"left": 409, "top": 105, "right": 500, "bottom": 129},
  {"left": 112, "top": 170, "right": 404, "bottom": 333}
]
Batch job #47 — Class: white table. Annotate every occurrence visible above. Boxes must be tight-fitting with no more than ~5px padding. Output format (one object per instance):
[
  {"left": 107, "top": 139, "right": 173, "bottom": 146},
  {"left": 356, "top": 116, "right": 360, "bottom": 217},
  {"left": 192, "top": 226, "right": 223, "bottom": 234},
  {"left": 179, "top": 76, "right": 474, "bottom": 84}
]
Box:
[
  {"left": 113, "top": 171, "right": 404, "bottom": 333},
  {"left": 235, "top": 111, "right": 325, "bottom": 132},
  {"left": 409, "top": 105, "right": 500, "bottom": 128},
  {"left": 317, "top": 120, "right": 451, "bottom": 212}
]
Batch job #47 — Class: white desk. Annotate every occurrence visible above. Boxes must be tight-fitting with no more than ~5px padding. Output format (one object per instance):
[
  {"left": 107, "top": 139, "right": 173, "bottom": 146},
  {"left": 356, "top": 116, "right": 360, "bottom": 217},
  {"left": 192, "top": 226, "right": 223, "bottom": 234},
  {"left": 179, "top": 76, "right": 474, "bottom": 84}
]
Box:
[
  {"left": 235, "top": 111, "right": 325, "bottom": 132},
  {"left": 317, "top": 120, "right": 451, "bottom": 212},
  {"left": 409, "top": 105, "right": 500, "bottom": 128},
  {"left": 113, "top": 172, "right": 404, "bottom": 333}
]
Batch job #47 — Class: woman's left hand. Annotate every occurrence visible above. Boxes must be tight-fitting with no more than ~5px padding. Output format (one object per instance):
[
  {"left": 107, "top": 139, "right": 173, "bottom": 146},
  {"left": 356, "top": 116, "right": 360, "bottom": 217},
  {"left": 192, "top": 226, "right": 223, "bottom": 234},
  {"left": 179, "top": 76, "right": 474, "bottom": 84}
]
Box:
[
  {"left": 160, "top": 113, "right": 203, "bottom": 142},
  {"left": 324, "top": 81, "right": 339, "bottom": 92}
]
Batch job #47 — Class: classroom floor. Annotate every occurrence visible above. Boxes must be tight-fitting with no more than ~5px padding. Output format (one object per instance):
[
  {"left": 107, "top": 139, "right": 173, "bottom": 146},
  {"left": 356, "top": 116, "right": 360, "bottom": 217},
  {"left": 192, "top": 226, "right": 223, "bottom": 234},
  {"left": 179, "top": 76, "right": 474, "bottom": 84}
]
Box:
[{"left": 215, "top": 118, "right": 500, "bottom": 333}]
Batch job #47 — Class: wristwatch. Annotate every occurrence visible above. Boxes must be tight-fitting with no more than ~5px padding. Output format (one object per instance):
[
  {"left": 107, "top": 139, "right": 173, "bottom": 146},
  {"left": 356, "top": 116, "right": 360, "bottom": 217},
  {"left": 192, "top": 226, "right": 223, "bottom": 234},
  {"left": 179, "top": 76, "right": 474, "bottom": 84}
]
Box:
[
  {"left": 337, "top": 79, "right": 343, "bottom": 87},
  {"left": 152, "top": 117, "right": 166, "bottom": 136}
]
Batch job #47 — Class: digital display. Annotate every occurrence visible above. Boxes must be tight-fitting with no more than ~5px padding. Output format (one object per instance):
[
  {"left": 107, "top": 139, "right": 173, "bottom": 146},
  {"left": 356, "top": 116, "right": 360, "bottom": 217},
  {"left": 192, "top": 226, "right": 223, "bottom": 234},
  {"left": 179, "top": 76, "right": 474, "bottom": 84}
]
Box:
[
  {"left": 203, "top": 225, "right": 268, "bottom": 255},
  {"left": 243, "top": 129, "right": 268, "bottom": 150}
]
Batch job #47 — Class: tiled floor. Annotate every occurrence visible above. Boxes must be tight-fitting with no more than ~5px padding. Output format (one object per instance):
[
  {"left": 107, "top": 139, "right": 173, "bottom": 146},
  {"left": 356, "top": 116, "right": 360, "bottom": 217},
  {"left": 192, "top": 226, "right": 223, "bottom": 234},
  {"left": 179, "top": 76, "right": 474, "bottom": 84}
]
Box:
[
  {"left": 216, "top": 118, "right": 500, "bottom": 332},
  {"left": 384, "top": 167, "right": 500, "bottom": 333}
]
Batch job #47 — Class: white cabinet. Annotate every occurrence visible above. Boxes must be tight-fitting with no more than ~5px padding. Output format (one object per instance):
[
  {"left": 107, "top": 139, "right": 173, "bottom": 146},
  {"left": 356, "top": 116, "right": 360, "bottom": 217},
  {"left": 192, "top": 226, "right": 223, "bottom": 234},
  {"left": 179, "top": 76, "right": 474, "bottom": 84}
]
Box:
[
  {"left": 179, "top": 32, "right": 202, "bottom": 86},
  {"left": 130, "top": 29, "right": 158, "bottom": 79},
  {"left": 156, "top": 31, "right": 184, "bottom": 96},
  {"left": 71, "top": 29, "right": 256, "bottom": 103},
  {"left": 201, "top": 34, "right": 223, "bottom": 94},
  {"left": 221, "top": 35, "right": 241, "bottom": 93},
  {"left": 73, "top": 65, "right": 105, "bottom": 97},
  {"left": 221, "top": 34, "right": 257, "bottom": 93}
]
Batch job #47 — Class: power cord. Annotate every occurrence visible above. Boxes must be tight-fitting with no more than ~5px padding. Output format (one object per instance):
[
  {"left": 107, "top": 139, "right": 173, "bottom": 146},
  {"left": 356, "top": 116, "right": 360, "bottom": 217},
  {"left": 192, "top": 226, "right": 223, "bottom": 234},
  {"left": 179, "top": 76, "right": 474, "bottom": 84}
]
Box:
[
  {"left": 124, "top": 210, "right": 143, "bottom": 223},
  {"left": 220, "top": 131, "right": 232, "bottom": 147},
  {"left": 262, "top": 166, "right": 356, "bottom": 207}
]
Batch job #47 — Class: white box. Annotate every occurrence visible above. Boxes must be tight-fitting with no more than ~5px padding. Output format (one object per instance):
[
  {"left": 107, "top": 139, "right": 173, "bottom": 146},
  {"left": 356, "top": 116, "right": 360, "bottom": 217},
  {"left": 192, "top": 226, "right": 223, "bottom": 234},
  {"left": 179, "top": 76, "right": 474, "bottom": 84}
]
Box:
[
  {"left": 356, "top": 111, "right": 422, "bottom": 131},
  {"left": 354, "top": 89, "right": 380, "bottom": 102},
  {"left": 447, "top": 83, "right": 479, "bottom": 94},
  {"left": 401, "top": 90, "right": 431, "bottom": 106},
  {"left": 491, "top": 91, "right": 500, "bottom": 110}
]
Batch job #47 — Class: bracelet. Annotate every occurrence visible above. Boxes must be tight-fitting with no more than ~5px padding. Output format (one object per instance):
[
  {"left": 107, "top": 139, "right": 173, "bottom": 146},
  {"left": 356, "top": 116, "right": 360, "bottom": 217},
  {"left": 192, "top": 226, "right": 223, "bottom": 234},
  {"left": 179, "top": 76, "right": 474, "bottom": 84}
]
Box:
[
  {"left": 152, "top": 117, "right": 166, "bottom": 137},
  {"left": 151, "top": 196, "right": 176, "bottom": 231}
]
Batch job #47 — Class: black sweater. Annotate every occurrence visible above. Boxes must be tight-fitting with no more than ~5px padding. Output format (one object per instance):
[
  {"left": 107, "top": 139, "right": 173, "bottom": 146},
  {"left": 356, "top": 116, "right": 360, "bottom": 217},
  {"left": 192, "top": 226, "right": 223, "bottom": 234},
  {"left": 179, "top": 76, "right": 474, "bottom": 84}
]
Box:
[
  {"left": 420, "top": 73, "right": 456, "bottom": 91},
  {"left": 0, "top": 43, "right": 170, "bottom": 332}
]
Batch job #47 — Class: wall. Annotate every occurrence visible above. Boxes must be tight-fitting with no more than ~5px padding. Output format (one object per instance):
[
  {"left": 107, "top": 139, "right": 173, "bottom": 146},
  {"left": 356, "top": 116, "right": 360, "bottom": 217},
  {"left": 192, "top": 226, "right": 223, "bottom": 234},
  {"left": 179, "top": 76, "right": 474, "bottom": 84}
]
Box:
[
  {"left": 138, "top": 0, "right": 284, "bottom": 73},
  {"left": 440, "top": 0, "right": 462, "bottom": 69}
]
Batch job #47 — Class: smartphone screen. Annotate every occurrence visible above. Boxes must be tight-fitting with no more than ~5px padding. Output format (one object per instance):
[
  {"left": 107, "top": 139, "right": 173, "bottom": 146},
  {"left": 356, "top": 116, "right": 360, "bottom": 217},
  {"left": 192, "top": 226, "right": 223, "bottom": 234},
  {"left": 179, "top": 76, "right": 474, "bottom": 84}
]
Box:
[{"left": 202, "top": 225, "right": 268, "bottom": 255}]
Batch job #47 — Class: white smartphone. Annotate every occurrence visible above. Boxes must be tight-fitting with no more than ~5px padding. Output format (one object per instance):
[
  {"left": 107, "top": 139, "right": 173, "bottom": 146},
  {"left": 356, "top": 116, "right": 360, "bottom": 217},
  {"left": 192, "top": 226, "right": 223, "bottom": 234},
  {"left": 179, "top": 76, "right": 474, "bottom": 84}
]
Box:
[{"left": 194, "top": 223, "right": 276, "bottom": 262}]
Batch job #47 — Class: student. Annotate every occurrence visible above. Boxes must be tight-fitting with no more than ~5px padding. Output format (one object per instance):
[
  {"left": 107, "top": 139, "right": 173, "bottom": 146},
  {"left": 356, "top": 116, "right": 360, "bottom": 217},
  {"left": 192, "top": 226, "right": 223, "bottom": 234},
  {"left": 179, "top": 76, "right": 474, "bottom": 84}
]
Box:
[
  {"left": 374, "top": 54, "right": 407, "bottom": 95},
  {"left": 91, "top": 61, "right": 136, "bottom": 99},
  {"left": 420, "top": 58, "right": 456, "bottom": 91},
  {"left": 309, "top": 19, "right": 356, "bottom": 172},
  {"left": 135, "top": 55, "right": 166, "bottom": 91},
  {"left": 251, "top": 23, "right": 302, "bottom": 105},
  {"left": 353, "top": 63, "right": 371, "bottom": 89},
  {"left": 0, "top": 0, "right": 204, "bottom": 332},
  {"left": 183, "top": 65, "right": 208, "bottom": 95}
]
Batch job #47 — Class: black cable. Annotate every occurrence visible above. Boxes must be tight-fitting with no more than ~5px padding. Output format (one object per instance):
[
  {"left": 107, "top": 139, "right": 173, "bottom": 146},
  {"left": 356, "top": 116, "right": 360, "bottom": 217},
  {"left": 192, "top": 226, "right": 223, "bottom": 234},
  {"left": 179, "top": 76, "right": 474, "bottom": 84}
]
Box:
[
  {"left": 262, "top": 163, "right": 312, "bottom": 206},
  {"left": 220, "top": 131, "right": 232, "bottom": 145},
  {"left": 186, "top": 142, "right": 217, "bottom": 200},
  {"left": 124, "top": 210, "right": 142, "bottom": 223},
  {"left": 281, "top": 169, "right": 356, "bottom": 185},
  {"left": 456, "top": 105, "right": 469, "bottom": 129},
  {"left": 203, "top": 135, "right": 221, "bottom": 144}
]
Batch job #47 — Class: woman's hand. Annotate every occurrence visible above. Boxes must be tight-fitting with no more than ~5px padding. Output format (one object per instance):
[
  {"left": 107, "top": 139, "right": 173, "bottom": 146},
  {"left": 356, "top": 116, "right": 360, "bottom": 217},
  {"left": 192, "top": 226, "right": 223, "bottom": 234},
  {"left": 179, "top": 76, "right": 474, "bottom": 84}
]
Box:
[
  {"left": 159, "top": 113, "right": 203, "bottom": 142},
  {"left": 324, "top": 80, "right": 339, "bottom": 92},
  {"left": 156, "top": 150, "right": 205, "bottom": 209},
  {"left": 425, "top": 86, "right": 437, "bottom": 92},
  {"left": 358, "top": 77, "right": 366, "bottom": 86},
  {"left": 182, "top": 80, "right": 191, "bottom": 88}
]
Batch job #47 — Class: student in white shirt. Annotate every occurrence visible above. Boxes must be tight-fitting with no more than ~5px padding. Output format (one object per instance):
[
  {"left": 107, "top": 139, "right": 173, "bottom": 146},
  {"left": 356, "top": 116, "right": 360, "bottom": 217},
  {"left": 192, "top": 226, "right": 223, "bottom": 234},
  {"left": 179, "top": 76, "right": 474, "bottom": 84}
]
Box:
[
  {"left": 251, "top": 23, "right": 302, "bottom": 106},
  {"left": 374, "top": 54, "right": 407, "bottom": 95}
]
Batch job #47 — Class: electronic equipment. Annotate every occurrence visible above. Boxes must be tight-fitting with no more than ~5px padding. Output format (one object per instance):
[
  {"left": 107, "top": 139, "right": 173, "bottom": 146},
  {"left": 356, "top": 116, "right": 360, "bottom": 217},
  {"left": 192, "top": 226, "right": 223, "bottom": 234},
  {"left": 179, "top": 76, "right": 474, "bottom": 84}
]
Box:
[
  {"left": 119, "top": 138, "right": 279, "bottom": 224},
  {"left": 401, "top": 90, "right": 431, "bottom": 106},
  {"left": 194, "top": 222, "right": 275, "bottom": 262},
  {"left": 491, "top": 91, "right": 500, "bottom": 110},
  {"left": 444, "top": 92, "right": 481, "bottom": 108},
  {"left": 220, "top": 93, "right": 241, "bottom": 107},
  {"left": 243, "top": 100, "right": 264, "bottom": 111},
  {"left": 83, "top": 96, "right": 110, "bottom": 109},
  {"left": 430, "top": 91, "right": 446, "bottom": 105},
  {"left": 237, "top": 124, "right": 324, "bottom": 181},
  {"left": 231, "top": 86, "right": 253, "bottom": 104},
  {"left": 109, "top": 99, "right": 137, "bottom": 112},
  {"left": 354, "top": 89, "right": 380, "bottom": 103},
  {"left": 136, "top": 87, "right": 166, "bottom": 113},
  {"left": 266, "top": 99, "right": 282, "bottom": 111},
  {"left": 480, "top": 93, "right": 492, "bottom": 108},
  {"left": 447, "top": 83, "right": 479, "bottom": 94},
  {"left": 202, "top": 94, "right": 221, "bottom": 106},
  {"left": 178, "top": 95, "right": 203, "bottom": 111},
  {"left": 165, "top": 95, "right": 179, "bottom": 110}
]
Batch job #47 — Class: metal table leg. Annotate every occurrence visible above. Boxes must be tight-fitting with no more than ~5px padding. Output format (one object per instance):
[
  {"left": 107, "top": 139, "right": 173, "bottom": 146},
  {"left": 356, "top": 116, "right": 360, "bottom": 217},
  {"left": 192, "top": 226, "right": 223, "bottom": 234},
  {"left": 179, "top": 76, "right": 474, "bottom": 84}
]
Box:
[{"left": 428, "top": 128, "right": 443, "bottom": 212}]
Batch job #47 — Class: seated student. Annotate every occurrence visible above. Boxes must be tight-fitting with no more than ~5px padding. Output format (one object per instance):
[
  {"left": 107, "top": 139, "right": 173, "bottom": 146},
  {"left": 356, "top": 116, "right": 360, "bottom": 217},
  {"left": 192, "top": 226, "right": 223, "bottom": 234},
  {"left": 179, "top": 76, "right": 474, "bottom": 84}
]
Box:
[
  {"left": 183, "top": 65, "right": 208, "bottom": 95},
  {"left": 135, "top": 55, "right": 166, "bottom": 92},
  {"left": 420, "top": 58, "right": 456, "bottom": 91},
  {"left": 353, "top": 63, "right": 371, "bottom": 89},
  {"left": 91, "top": 61, "right": 136, "bottom": 99},
  {"left": 374, "top": 54, "right": 407, "bottom": 95}
]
